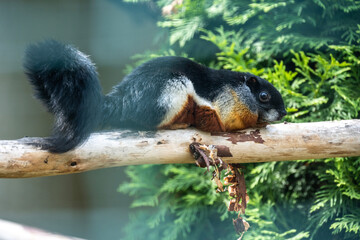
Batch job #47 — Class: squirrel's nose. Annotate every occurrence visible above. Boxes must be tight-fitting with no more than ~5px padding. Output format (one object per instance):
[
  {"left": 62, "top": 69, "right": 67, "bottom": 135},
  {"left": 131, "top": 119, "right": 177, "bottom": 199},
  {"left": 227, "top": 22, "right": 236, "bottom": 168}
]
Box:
[{"left": 278, "top": 109, "right": 287, "bottom": 120}]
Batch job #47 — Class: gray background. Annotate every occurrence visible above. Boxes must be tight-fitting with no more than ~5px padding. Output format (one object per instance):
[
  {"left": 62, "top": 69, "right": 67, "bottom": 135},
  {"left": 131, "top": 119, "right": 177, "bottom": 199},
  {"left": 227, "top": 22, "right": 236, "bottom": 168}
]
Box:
[{"left": 0, "top": 0, "right": 159, "bottom": 239}]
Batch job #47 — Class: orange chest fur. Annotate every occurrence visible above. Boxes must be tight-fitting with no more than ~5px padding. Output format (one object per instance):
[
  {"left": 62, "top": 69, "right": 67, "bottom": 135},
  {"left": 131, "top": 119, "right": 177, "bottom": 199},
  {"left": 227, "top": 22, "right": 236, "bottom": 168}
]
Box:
[{"left": 159, "top": 93, "right": 258, "bottom": 132}]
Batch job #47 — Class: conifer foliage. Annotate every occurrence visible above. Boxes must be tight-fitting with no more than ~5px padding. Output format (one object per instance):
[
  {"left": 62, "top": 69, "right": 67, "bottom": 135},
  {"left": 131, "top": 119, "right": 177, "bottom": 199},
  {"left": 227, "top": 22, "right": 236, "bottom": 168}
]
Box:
[{"left": 118, "top": 0, "right": 360, "bottom": 239}]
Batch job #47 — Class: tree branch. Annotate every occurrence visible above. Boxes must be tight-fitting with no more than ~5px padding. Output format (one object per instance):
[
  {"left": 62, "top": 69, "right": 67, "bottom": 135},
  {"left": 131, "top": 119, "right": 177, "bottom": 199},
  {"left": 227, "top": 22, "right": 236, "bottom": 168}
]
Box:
[{"left": 0, "top": 120, "right": 359, "bottom": 178}]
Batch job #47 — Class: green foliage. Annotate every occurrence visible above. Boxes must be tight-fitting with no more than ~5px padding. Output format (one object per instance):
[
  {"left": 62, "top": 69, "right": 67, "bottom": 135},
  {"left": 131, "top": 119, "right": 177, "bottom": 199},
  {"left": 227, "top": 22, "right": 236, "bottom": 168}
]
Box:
[
  {"left": 118, "top": 165, "right": 239, "bottom": 240},
  {"left": 203, "top": 26, "right": 360, "bottom": 239},
  {"left": 200, "top": 27, "right": 265, "bottom": 75},
  {"left": 201, "top": 27, "right": 360, "bottom": 122},
  {"left": 151, "top": 0, "right": 360, "bottom": 59},
  {"left": 330, "top": 212, "right": 360, "bottom": 235},
  {"left": 118, "top": 0, "right": 360, "bottom": 239},
  {"left": 270, "top": 50, "right": 358, "bottom": 122},
  {"left": 119, "top": 165, "right": 310, "bottom": 240},
  {"left": 243, "top": 193, "right": 310, "bottom": 240},
  {"left": 308, "top": 157, "right": 360, "bottom": 238}
]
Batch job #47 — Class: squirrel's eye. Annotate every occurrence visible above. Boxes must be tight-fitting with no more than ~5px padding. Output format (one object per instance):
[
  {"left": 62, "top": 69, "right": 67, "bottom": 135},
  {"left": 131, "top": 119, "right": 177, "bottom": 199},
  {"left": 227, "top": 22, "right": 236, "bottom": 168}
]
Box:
[{"left": 259, "top": 91, "right": 270, "bottom": 102}]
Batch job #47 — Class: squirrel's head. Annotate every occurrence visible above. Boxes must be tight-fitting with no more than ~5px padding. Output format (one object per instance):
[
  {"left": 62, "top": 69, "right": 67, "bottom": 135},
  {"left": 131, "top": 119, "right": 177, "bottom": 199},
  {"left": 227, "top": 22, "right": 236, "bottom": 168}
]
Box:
[
  {"left": 213, "top": 71, "right": 287, "bottom": 131},
  {"left": 244, "top": 73, "right": 287, "bottom": 123}
]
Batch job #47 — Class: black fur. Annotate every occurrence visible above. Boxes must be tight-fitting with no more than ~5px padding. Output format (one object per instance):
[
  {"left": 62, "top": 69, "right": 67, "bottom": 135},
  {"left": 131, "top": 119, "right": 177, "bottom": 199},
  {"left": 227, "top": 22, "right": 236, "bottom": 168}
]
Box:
[
  {"left": 244, "top": 73, "right": 287, "bottom": 121},
  {"left": 24, "top": 40, "right": 286, "bottom": 153},
  {"left": 24, "top": 40, "right": 103, "bottom": 152},
  {"left": 104, "top": 57, "right": 286, "bottom": 129}
]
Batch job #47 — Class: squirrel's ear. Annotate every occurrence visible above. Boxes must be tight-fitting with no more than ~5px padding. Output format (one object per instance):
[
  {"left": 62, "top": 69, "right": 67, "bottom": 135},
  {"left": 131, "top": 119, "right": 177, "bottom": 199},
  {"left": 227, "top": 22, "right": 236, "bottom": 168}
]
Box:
[{"left": 245, "top": 76, "right": 259, "bottom": 92}]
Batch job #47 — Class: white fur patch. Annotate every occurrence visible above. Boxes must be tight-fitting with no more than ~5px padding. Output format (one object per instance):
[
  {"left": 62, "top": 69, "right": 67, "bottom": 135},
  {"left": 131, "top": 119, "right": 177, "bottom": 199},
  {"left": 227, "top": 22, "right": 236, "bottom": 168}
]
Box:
[
  {"left": 263, "top": 109, "right": 279, "bottom": 122},
  {"left": 157, "top": 76, "right": 213, "bottom": 127}
]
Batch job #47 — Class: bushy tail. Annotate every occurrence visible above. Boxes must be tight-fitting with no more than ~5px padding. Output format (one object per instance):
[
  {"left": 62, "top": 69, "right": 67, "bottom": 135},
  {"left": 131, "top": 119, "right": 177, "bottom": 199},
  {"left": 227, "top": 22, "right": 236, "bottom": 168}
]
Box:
[{"left": 24, "top": 40, "right": 103, "bottom": 153}]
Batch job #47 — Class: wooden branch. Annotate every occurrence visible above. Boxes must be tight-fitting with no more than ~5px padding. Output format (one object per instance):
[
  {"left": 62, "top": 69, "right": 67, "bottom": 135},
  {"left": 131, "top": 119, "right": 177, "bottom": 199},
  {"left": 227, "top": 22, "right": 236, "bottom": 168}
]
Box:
[
  {"left": 0, "top": 120, "right": 359, "bottom": 178},
  {"left": 0, "top": 219, "right": 84, "bottom": 240}
]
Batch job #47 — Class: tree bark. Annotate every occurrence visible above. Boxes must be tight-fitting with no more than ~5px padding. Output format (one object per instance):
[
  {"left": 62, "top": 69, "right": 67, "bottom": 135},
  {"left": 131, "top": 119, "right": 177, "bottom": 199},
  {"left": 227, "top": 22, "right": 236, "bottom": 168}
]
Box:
[{"left": 0, "top": 120, "right": 359, "bottom": 178}]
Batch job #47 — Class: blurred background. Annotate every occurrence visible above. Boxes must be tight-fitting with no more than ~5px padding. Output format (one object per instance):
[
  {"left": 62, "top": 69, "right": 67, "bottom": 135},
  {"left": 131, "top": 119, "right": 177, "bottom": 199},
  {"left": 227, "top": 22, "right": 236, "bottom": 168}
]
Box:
[
  {"left": 0, "top": 0, "right": 158, "bottom": 239},
  {"left": 1, "top": 0, "right": 360, "bottom": 240}
]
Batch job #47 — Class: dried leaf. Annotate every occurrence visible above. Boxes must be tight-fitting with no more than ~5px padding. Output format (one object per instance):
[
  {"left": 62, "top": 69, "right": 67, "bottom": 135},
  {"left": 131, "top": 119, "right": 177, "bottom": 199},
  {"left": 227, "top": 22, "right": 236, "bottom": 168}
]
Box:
[
  {"left": 189, "top": 142, "right": 249, "bottom": 240},
  {"left": 228, "top": 165, "right": 247, "bottom": 214},
  {"left": 233, "top": 217, "right": 250, "bottom": 240}
]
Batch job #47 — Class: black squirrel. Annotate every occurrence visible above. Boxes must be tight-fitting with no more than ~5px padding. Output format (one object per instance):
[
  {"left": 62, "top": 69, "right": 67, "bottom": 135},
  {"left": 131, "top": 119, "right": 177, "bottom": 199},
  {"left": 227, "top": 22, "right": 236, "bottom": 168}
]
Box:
[{"left": 24, "top": 40, "right": 287, "bottom": 153}]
